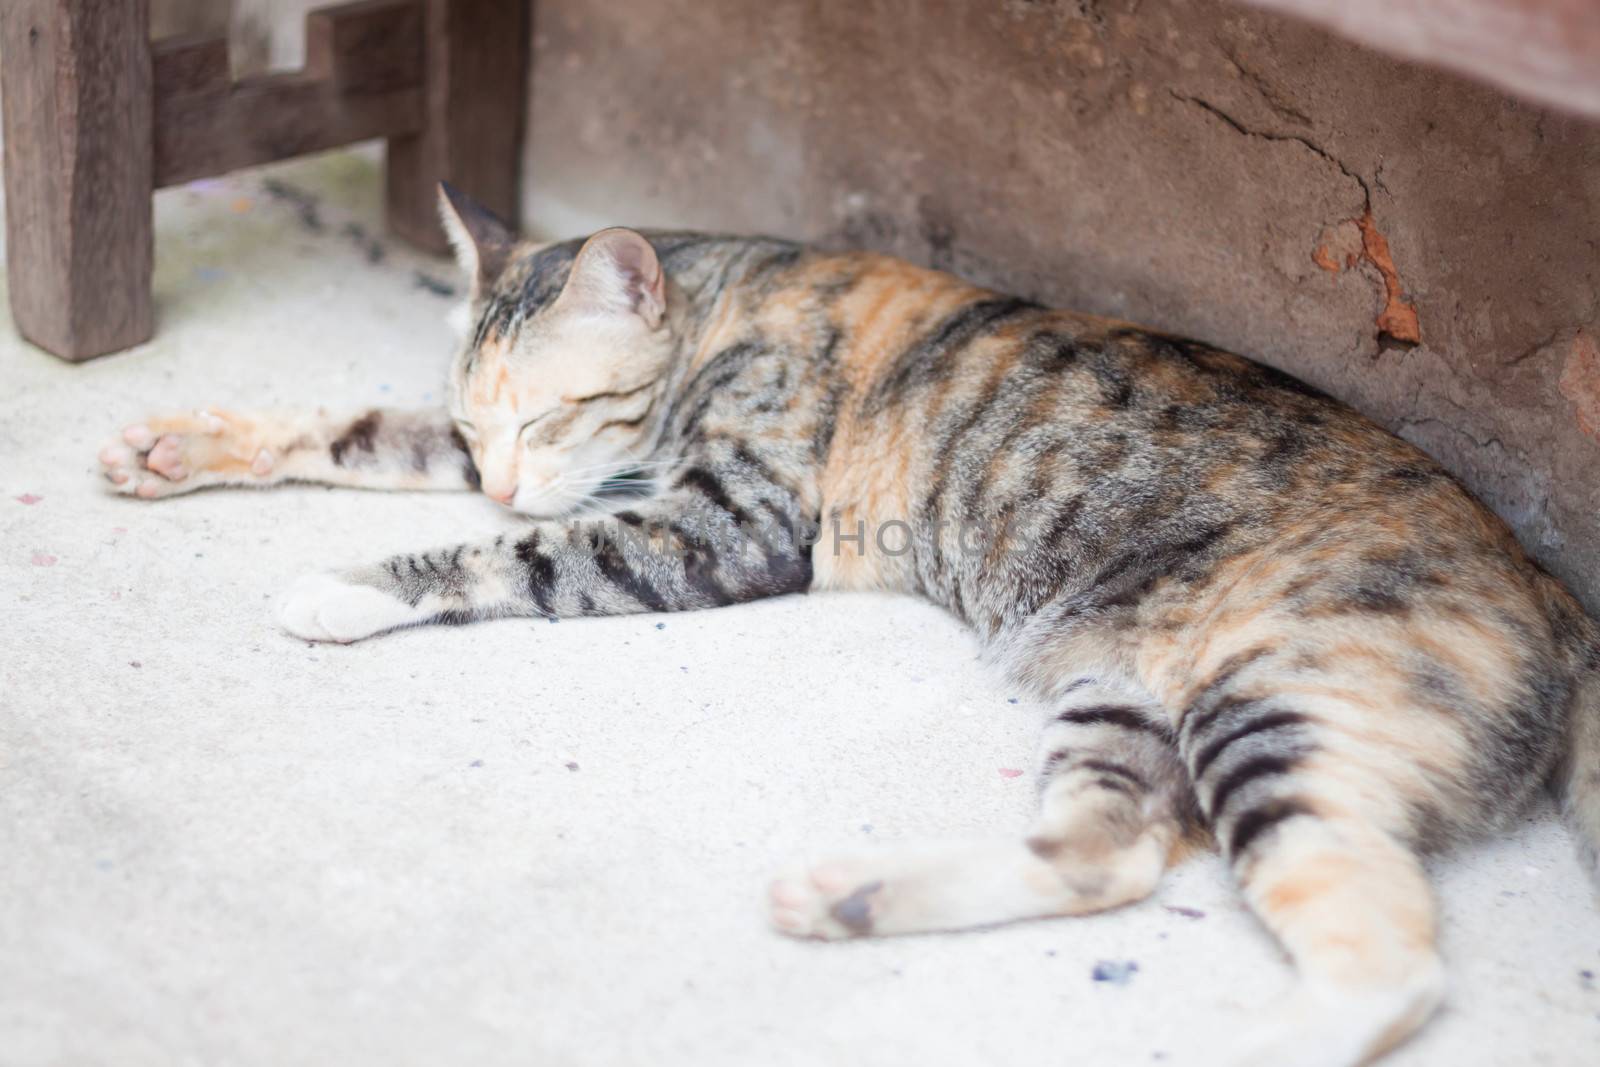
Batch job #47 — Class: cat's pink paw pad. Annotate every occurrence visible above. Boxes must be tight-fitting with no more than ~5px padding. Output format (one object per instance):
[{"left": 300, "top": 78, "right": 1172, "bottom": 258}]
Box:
[
  {"left": 99, "top": 432, "right": 178, "bottom": 498},
  {"left": 144, "top": 434, "right": 189, "bottom": 480},
  {"left": 767, "top": 866, "right": 884, "bottom": 940},
  {"left": 277, "top": 573, "right": 430, "bottom": 644}
]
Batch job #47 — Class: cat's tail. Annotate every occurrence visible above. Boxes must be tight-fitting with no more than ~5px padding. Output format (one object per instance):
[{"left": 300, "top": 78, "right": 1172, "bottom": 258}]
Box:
[{"left": 1557, "top": 647, "right": 1600, "bottom": 893}]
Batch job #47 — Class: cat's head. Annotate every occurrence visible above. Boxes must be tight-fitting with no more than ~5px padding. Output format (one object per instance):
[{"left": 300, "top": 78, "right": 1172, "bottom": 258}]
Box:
[{"left": 438, "top": 185, "right": 675, "bottom": 517}]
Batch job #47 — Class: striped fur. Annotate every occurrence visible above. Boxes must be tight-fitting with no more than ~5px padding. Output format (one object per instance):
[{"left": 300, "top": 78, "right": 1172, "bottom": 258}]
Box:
[{"left": 101, "top": 189, "right": 1600, "bottom": 1067}]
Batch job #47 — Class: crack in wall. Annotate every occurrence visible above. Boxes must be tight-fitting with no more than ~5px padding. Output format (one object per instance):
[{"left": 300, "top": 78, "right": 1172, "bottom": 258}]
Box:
[
  {"left": 1396, "top": 414, "right": 1516, "bottom": 457},
  {"left": 1221, "top": 48, "right": 1312, "bottom": 127},
  {"left": 1169, "top": 90, "right": 1371, "bottom": 204},
  {"left": 1394, "top": 408, "right": 1553, "bottom": 541},
  {"left": 1170, "top": 90, "right": 1421, "bottom": 349},
  {"left": 1398, "top": 386, "right": 1535, "bottom": 462},
  {"left": 1507, "top": 328, "right": 1563, "bottom": 367}
]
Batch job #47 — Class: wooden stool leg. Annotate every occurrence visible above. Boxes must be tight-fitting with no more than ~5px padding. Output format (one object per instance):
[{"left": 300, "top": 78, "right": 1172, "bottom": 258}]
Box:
[
  {"left": 386, "top": 0, "right": 529, "bottom": 253},
  {"left": 1, "top": 0, "right": 154, "bottom": 362}
]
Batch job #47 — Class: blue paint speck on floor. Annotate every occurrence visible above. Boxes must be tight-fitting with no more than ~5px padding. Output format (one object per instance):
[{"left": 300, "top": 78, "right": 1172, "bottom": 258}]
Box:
[{"left": 1091, "top": 960, "right": 1139, "bottom": 985}]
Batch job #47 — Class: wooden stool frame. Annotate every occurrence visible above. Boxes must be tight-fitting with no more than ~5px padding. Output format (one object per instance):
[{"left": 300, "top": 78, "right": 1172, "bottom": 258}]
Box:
[{"left": 0, "top": 0, "right": 528, "bottom": 362}]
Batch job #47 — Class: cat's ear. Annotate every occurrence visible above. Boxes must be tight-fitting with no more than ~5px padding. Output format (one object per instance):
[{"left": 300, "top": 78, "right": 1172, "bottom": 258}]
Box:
[
  {"left": 555, "top": 228, "right": 667, "bottom": 329},
  {"left": 437, "top": 182, "right": 514, "bottom": 292}
]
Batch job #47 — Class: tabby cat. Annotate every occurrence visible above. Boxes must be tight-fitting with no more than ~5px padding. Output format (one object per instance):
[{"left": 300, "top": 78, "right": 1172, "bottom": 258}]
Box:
[{"left": 98, "top": 185, "right": 1600, "bottom": 1067}]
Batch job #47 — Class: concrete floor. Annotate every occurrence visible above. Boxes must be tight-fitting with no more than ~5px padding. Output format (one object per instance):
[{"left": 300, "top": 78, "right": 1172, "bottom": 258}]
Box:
[{"left": 2, "top": 152, "right": 1598, "bottom": 1066}]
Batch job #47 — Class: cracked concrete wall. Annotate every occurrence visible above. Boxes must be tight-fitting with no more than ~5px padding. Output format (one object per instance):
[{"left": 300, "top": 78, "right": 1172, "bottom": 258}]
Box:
[{"left": 521, "top": 0, "right": 1600, "bottom": 609}]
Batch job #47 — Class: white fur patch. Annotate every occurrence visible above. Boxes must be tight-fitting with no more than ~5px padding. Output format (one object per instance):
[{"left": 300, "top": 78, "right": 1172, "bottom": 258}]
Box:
[{"left": 277, "top": 573, "right": 431, "bottom": 643}]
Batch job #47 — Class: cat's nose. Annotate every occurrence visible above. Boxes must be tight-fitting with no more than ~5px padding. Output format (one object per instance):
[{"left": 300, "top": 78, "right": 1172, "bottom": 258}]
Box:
[{"left": 487, "top": 485, "right": 515, "bottom": 505}]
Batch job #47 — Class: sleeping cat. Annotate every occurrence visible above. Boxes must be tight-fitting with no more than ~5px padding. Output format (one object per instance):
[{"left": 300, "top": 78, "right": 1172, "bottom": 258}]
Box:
[{"left": 98, "top": 184, "right": 1600, "bottom": 1067}]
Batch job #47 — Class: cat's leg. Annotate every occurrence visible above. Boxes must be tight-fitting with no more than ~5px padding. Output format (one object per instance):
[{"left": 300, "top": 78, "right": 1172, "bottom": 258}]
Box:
[
  {"left": 1220, "top": 813, "right": 1442, "bottom": 1067},
  {"left": 1179, "top": 674, "right": 1446, "bottom": 1067},
  {"left": 277, "top": 448, "right": 815, "bottom": 642},
  {"left": 768, "top": 680, "right": 1193, "bottom": 938},
  {"left": 96, "top": 408, "right": 478, "bottom": 497}
]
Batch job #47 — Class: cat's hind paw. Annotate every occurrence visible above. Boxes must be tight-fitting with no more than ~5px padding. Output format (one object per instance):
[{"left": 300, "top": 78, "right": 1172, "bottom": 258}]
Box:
[
  {"left": 97, "top": 411, "right": 272, "bottom": 498},
  {"left": 769, "top": 839, "right": 1100, "bottom": 939},
  {"left": 768, "top": 863, "right": 887, "bottom": 940},
  {"left": 1222, "top": 968, "right": 1446, "bottom": 1067},
  {"left": 277, "top": 573, "right": 430, "bottom": 643}
]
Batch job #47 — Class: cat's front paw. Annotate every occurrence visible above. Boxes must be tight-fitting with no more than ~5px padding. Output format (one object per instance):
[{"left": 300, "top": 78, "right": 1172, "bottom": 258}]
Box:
[
  {"left": 97, "top": 410, "right": 271, "bottom": 498},
  {"left": 277, "top": 573, "right": 430, "bottom": 643}
]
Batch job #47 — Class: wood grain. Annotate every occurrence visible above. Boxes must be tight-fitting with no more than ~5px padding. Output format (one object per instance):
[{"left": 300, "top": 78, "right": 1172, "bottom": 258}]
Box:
[
  {"left": 1, "top": 0, "right": 155, "bottom": 361},
  {"left": 386, "top": 0, "right": 529, "bottom": 254},
  {"left": 153, "top": 0, "right": 426, "bottom": 187}
]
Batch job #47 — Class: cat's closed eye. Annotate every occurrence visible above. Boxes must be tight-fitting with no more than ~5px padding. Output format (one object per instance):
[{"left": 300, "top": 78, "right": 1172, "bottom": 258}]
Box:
[{"left": 520, "top": 409, "right": 579, "bottom": 446}]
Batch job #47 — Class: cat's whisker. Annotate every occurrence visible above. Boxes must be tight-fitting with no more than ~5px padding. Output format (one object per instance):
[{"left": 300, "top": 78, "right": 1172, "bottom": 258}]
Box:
[
  {"left": 594, "top": 473, "right": 663, "bottom": 485},
  {"left": 559, "top": 460, "right": 678, "bottom": 480}
]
